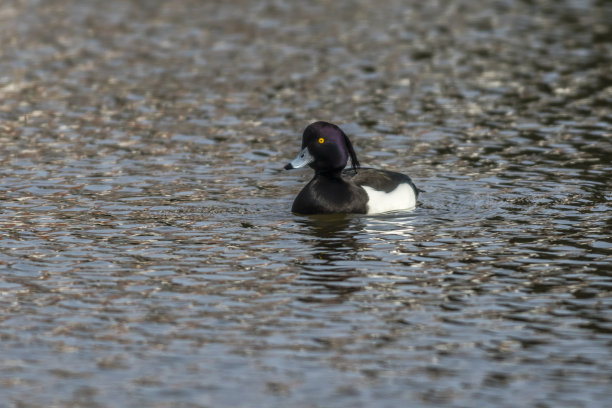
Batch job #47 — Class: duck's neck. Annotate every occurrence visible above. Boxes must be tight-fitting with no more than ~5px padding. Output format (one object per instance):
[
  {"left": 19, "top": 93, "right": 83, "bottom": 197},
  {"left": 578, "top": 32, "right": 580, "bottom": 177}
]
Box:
[{"left": 315, "top": 168, "right": 345, "bottom": 180}]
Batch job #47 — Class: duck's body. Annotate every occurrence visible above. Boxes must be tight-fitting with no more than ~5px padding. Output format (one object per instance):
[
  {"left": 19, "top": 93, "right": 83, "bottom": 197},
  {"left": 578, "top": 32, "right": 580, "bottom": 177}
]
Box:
[{"left": 285, "top": 122, "right": 419, "bottom": 215}]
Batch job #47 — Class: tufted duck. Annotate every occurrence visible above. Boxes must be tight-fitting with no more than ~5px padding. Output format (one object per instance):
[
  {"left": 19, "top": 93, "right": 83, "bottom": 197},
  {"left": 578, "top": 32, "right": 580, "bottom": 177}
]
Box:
[{"left": 284, "top": 121, "right": 419, "bottom": 214}]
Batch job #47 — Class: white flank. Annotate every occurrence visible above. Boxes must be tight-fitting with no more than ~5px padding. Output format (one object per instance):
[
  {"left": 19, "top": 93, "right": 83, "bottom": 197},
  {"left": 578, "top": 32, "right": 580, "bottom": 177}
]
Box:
[{"left": 362, "top": 184, "right": 417, "bottom": 214}]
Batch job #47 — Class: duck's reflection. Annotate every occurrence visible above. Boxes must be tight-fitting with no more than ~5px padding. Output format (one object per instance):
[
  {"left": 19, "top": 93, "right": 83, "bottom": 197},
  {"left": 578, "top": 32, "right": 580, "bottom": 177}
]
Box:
[
  {"left": 293, "top": 214, "right": 365, "bottom": 298},
  {"left": 293, "top": 212, "right": 417, "bottom": 300},
  {"left": 362, "top": 212, "right": 418, "bottom": 240}
]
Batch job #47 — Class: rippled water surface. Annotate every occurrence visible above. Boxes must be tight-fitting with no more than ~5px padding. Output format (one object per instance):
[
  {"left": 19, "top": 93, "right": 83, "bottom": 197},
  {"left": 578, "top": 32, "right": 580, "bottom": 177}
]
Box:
[{"left": 1, "top": 0, "right": 611, "bottom": 407}]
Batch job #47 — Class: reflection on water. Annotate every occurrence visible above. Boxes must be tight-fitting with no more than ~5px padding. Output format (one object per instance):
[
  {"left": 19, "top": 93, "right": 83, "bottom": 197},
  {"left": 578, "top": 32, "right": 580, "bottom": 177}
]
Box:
[
  {"left": 294, "top": 215, "right": 366, "bottom": 298},
  {"left": 1, "top": 0, "right": 611, "bottom": 407}
]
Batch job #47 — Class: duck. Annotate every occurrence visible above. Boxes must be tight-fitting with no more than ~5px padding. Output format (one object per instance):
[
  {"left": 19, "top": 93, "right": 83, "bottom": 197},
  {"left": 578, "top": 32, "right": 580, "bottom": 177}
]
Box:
[{"left": 284, "top": 121, "right": 419, "bottom": 214}]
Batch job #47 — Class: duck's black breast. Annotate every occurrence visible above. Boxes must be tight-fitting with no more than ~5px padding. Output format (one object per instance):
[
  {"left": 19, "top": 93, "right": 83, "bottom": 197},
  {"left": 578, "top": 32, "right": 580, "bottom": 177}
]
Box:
[{"left": 291, "top": 173, "right": 368, "bottom": 214}]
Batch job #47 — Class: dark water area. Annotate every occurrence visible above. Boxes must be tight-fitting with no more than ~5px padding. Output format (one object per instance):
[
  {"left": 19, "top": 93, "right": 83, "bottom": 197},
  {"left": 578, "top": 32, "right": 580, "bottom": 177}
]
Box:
[{"left": 1, "top": 0, "right": 611, "bottom": 406}]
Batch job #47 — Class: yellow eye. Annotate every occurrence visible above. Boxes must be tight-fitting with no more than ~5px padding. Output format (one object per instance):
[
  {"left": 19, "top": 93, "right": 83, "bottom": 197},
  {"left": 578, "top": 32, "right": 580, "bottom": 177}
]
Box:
[{"left": 318, "top": 138, "right": 325, "bottom": 144}]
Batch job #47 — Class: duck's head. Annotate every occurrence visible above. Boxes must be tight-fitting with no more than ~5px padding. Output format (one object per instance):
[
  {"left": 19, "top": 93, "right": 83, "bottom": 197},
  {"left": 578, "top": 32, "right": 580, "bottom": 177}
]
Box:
[{"left": 284, "top": 121, "right": 360, "bottom": 174}]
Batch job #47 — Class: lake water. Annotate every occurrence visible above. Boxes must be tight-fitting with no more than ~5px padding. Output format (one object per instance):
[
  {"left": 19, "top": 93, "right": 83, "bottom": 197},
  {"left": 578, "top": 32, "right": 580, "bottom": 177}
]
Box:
[{"left": 1, "top": 0, "right": 611, "bottom": 407}]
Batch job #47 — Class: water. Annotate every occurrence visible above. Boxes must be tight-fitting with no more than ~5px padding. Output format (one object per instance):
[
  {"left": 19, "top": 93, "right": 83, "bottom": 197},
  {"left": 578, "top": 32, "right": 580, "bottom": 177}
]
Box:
[{"left": 1, "top": 0, "right": 611, "bottom": 407}]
